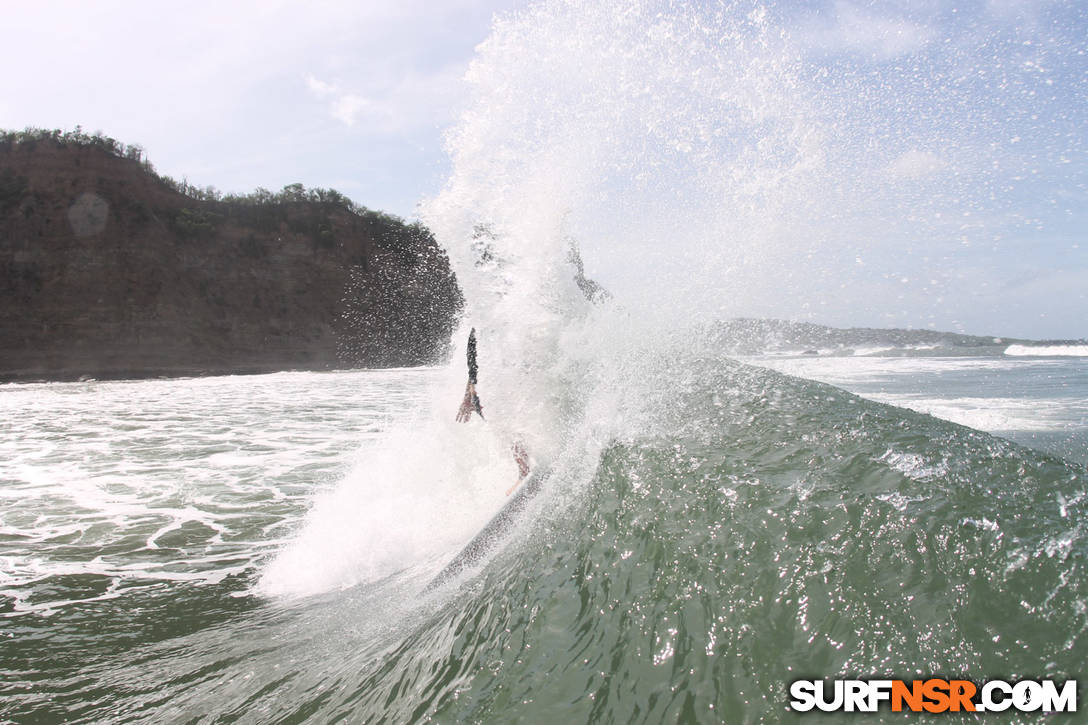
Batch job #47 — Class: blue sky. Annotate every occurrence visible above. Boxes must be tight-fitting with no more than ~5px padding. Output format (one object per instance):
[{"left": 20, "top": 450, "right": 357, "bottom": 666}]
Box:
[{"left": 2, "top": 0, "right": 1085, "bottom": 338}]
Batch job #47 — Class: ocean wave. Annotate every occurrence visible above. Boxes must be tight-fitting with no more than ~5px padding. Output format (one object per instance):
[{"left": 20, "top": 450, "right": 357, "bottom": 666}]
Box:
[
  {"left": 4, "top": 352, "right": 1086, "bottom": 723},
  {"left": 1006, "top": 344, "right": 1088, "bottom": 356},
  {"left": 872, "top": 395, "right": 1087, "bottom": 432},
  {"left": 324, "top": 362, "right": 1088, "bottom": 723}
]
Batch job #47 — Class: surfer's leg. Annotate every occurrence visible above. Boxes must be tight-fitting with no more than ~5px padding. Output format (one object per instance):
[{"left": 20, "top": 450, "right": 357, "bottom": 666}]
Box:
[
  {"left": 506, "top": 441, "right": 530, "bottom": 496},
  {"left": 513, "top": 441, "right": 529, "bottom": 479}
]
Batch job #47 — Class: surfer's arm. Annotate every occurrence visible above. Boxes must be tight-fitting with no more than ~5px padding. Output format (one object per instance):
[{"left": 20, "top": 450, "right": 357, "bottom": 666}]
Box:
[
  {"left": 467, "top": 328, "right": 479, "bottom": 385},
  {"left": 456, "top": 328, "right": 485, "bottom": 422}
]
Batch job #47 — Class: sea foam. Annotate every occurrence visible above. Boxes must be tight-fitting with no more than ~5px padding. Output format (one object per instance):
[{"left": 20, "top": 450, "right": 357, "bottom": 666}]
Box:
[{"left": 1005, "top": 344, "right": 1088, "bottom": 357}]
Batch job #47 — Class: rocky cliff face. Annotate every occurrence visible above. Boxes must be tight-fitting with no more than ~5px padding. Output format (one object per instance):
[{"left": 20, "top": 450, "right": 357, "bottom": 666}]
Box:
[{"left": 0, "top": 136, "right": 461, "bottom": 381}]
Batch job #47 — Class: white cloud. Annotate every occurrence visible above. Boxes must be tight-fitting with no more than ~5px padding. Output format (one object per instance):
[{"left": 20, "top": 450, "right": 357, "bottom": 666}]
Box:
[
  {"left": 306, "top": 64, "right": 467, "bottom": 132},
  {"left": 306, "top": 76, "right": 339, "bottom": 97},
  {"left": 331, "top": 94, "right": 369, "bottom": 126},
  {"left": 888, "top": 150, "right": 948, "bottom": 179},
  {"left": 305, "top": 76, "right": 368, "bottom": 126},
  {"left": 801, "top": 1, "right": 935, "bottom": 60}
]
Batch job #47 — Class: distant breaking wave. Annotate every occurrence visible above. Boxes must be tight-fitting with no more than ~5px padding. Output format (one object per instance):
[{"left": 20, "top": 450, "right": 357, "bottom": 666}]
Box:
[{"left": 1005, "top": 344, "right": 1088, "bottom": 357}]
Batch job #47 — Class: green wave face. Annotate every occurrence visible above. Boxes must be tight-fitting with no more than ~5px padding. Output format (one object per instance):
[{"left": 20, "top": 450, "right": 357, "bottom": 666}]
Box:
[{"left": 332, "top": 362, "right": 1086, "bottom": 723}]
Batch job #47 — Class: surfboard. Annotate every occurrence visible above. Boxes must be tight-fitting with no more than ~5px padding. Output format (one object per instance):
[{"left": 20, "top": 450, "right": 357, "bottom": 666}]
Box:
[{"left": 425, "top": 467, "right": 549, "bottom": 591}]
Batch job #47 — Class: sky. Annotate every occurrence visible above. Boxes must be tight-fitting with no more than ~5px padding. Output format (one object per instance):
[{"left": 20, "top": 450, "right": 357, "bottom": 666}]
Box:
[
  {"left": 2, "top": 0, "right": 1086, "bottom": 338},
  {"left": 1, "top": 0, "right": 519, "bottom": 217}
]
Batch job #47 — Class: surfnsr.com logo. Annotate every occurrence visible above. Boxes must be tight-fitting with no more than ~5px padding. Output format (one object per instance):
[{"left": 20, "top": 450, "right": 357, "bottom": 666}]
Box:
[{"left": 789, "top": 679, "right": 1077, "bottom": 714}]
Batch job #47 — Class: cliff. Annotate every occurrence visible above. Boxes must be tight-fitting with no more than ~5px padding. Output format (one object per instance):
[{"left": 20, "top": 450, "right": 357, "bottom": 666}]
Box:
[{"left": 0, "top": 130, "right": 462, "bottom": 382}]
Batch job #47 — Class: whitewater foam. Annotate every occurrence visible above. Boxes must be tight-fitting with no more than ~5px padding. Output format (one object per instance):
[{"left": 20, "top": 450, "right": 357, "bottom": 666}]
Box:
[
  {"left": 0, "top": 370, "right": 430, "bottom": 614},
  {"left": 258, "top": 414, "right": 521, "bottom": 598},
  {"left": 1006, "top": 344, "right": 1088, "bottom": 357}
]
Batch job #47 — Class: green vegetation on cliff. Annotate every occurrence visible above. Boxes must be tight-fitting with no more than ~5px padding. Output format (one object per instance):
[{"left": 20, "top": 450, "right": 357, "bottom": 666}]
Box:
[
  {"left": 2, "top": 126, "right": 405, "bottom": 220},
  {"left": 0, "top": 127, "right": 462, "bottom": 381}
]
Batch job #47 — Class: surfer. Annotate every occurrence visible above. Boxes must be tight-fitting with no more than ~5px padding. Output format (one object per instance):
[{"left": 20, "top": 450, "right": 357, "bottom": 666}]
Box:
[
  {"left": 455, "top": 328, "right": 530, "bottom": 494},
  {"left": 454, "top": 243, "right": 605, "bottom": 492}
]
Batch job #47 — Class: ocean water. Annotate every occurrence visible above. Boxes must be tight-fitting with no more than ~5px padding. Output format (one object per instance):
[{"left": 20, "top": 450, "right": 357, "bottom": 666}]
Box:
[
  {"left": 1, "top": 356, "right": 1086, "bottom": 723},
  {"left": 758, "top": 354, "right": 1088, "bottom": 466},
  {"left": 5, "top": 0, "right": 1087, "bottom": 721}
]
